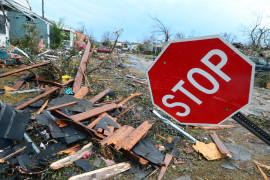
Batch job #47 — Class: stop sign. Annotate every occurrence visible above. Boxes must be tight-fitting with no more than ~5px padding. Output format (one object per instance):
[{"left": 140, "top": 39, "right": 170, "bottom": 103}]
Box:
[{"left": 147, "top": 36, "right": 255, "bottom": 125}]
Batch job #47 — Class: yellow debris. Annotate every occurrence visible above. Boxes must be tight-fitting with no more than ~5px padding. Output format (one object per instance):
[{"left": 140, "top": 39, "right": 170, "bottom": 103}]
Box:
[{"left": 192, "top": 142, "right": 224, "bottom": 160}]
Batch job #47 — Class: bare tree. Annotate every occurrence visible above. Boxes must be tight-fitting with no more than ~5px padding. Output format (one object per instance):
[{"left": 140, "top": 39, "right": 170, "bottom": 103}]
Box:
[
  {"left": 221, "top": 33, "right": 236, "bottom": 43},
  {"left": 174, "top": 32, "right": 184, "bottom": 40},
  {"left": 247, "top": 16, "right": 269, "bottom": 49},
  {"left": 111, "top": 29, "right": 123, "bottom": 52},
  {"left": 101, "top": 31, "right": 112, "bottom": 47},
  {"left": 151, "top": 17, "right": 171, "bottom": 42}
]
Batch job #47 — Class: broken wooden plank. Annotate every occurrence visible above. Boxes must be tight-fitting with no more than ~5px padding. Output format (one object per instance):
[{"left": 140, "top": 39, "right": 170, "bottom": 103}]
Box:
[
  {"left": 192, "top": 142, "right": 223, "bottom": 160},
  {"left": 118, "top": 93, "right": 143, "bottom": 107},
  {"left": 74, "top": 86, "right": 89, "bottom": 99},
  {"left": 50, "top": 142, "right": 92, "bottom": 170},
  {"left": 73, "top": 41, "right": 91, "bottom": 93},
  {"left": 0, "top": 61, "right": 50, "bottom": 78},
  {"left": 158, "top": 153, "right": 173, "bottom": 180},
  {"left": 68, "top": 162, "right": 131, "bottom": 180},
  {"left": 101, "top": 125, "right": 134, "bottom": 146},
  {"left": 88, "top": 113, "right": 121, "bottom": 131},
  {"left": 89, "top": 88, "right": 112, "bottom": 104},
  {"left": 210, "top": 131, "right": 232, "bottom": 158},
  {"left": 117, "top": 104, "right": 136, "bottom": 117},
  {"left": 115, "top": 121, "right": 154, "bottom": 151},
  {"left": 46, "top": 101, "right": 78, "bottom": 111},
  {"left": 16, "top": 86, "right": 60, "bottom": 110},
  {"left": 71, "top": 103, "right": 119, "bottom": 122},
  {"left": 36, "top": 99, "right": 49, "bottom": 115}
]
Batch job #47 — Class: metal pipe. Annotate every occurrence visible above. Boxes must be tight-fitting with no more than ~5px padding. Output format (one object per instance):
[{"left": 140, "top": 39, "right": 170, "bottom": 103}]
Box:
[{"left": 152, "top": 110, "right": 199, "bottom": 143}]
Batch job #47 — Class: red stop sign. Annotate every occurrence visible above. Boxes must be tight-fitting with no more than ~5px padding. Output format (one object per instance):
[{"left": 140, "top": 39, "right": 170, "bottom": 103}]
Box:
[{"left": 147, "top": 36, "right": 255, "bottom": 125}]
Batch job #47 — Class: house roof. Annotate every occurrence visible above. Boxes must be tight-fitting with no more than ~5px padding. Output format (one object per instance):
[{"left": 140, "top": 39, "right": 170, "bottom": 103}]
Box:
[{"left": 0, "top": 0, "right": 51, "bottom": 24}]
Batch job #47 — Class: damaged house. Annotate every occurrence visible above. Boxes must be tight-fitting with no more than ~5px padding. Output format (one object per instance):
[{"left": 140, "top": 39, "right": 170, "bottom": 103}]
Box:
[{"left": 0, "top": 0, "right": 76, "bottom": 48}]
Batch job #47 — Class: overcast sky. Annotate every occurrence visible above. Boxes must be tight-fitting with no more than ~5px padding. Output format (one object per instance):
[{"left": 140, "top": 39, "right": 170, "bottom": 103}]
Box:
[{"left": 29, "top": 0, "right": 270, "bottom": 42}]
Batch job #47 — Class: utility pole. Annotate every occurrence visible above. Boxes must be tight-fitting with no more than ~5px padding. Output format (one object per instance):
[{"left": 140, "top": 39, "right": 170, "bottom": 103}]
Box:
[{"left": 42, "top": 0, "right": 44, "bottom": 18}]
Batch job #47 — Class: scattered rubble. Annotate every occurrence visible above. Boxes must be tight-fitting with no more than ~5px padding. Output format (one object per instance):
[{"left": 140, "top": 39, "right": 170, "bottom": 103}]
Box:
[{"left": 0, "top": 37, "right": 269, "bottom": 180}]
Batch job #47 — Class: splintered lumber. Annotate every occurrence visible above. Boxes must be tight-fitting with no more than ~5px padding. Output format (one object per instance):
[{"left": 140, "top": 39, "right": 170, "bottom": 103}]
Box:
[
  {"left": 74, "top": 86, "right": 89, "bottom": 99},
  {"left": 50, "top": 142, "right": 92, "bottom": 170},
  {"left": 158, "top": 153, "right": 173, "bottom": 180},
  {"left": 192, "top": 142, "right": 223, "bottom": 160},
  {"left": 46, "top": 101, "right": 78, "bottom": 111},
  {"left": 192, "top": 125, "right": 236, "bottom": 130},
  {"left": 87, "top": 113, "right": 121, "bottom": 135},
  {"left": 115, "top": 121, "right": 154, "bottom": 151},
  {"left": 210, "top": 131, "right": 232, "bottom": 158},
  {"left": 68, "top": 162, "right": 131, "bottom": 180},
  {"left": 71, "top": 103, "right": 119, "bottom": 122},
  {"left": 89, "top": 88, "right": 112, "bottom": 104},
  {"left": 73, "top": 41, "right": 91, "bottom": 93},
  {"left": 101, "top": 125, "right": 134, "bottom": 146},
  {"left": 16, "top": 86, "right": 60, "bottom": 110},
  {"left": 118, "top": 93, "right": 143, "bottom": 107},
  {"left": 0, "top": 61, "right": 50, "bottom": 78}
]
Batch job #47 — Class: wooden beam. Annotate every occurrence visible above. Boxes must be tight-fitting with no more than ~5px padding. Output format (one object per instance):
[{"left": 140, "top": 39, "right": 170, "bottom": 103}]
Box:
[
  {"left": 16, "top": 86, "right": 59, "bottom": 110},
  {"left": 68, "top": 162, "right": 131, "bottom": 180},
  {"left": 210, "top": 131, "right": 232, "bottom": 158},
  {"left": 73, "top": 41, "right": 91, "bottom": 93},
  {"left": 70, "top": 103, "right": 118, "bottom": 122},
  {"left": 46, "top": 101, "right": 78, "bottom": 111},
  {"left": 89, "top": 88, "right": 111, "bottom": 104},
  {"left": 0, "top": 61, "right": 50, "bottom": 78},
  {"left": 158, "top": 153, "right": 173, "bottom": 180}
]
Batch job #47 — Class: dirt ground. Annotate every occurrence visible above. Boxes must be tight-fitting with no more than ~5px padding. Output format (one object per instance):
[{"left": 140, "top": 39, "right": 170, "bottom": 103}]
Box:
[{"left": 0, "top": 52, "right": 269, "bottom": 180}]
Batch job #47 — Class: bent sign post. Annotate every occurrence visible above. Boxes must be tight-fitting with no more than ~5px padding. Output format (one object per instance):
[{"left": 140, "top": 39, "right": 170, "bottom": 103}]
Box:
[{"left": 147, "top": 35, "right": 255, "bottom": 125}]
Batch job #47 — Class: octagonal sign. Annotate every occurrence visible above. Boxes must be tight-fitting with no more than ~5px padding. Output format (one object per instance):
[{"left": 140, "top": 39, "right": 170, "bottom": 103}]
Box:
[{"left": 147, "top": 35, "right": 255, "bottom": 125}]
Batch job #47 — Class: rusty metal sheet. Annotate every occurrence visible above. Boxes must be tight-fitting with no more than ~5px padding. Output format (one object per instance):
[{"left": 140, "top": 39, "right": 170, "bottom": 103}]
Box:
[
  {"left": 73, "top": 41, "right": 91, "bottom": 93},
  {"left": 70, "top": 103, "right": 118, "bottom": 122},
  {"left": 115, "top": 121, "right": 154, "bottom": 151},
  {"left": 15, "top": 86, "right": 59, "bottom": 110},
  {"left": 89, "top": 88, "right": 111, "bottom": 104},
  {"left": 210, "top": 131, "right": 232, "bottom": 158},
  {"left": 0, "top": 61, "right": 50, "bottom": 78},
  {"left": 46, "top": 101, "right": 78, "bottom": 111}
]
